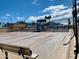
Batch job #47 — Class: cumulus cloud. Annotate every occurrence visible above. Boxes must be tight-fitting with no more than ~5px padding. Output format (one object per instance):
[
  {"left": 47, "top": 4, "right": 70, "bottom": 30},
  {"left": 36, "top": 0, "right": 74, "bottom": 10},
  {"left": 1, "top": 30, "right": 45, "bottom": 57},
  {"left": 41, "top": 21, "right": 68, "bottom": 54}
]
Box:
[
  {"left": 27, "top": 5, "right": 72, "bottom": 21},
  {"left": 42, "top": 5, "right": 73, "bottom": 24},
  {"left": 53, "top": 8, "right": 72, "bottom": 18},
  {"left": 27, "top": 16, "right": 44, "bottom": 23},
  {"left": 27, "top": 5, "right": 73, "bottom": 25},
  {"left": 42, "top": 5, "right": 68, "bottom": 13},
  {"left": 26, "top": 14, "right": 51, "bottom": 23}
]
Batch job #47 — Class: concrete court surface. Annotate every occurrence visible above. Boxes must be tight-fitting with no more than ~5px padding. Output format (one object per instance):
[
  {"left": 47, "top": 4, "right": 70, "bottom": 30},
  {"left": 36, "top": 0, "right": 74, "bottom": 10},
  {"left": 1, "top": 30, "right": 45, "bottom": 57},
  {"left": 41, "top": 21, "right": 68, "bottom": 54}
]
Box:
[{"left": 0, "top": 32, "right": 73, "bottom": 59}]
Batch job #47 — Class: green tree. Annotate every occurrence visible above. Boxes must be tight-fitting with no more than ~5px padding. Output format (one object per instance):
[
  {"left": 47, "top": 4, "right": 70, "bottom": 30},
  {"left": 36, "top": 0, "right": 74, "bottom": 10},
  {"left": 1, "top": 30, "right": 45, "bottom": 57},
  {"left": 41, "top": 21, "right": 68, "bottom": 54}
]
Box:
[{"left": 44, "top": 15, "right": 51, "bottom": 30}]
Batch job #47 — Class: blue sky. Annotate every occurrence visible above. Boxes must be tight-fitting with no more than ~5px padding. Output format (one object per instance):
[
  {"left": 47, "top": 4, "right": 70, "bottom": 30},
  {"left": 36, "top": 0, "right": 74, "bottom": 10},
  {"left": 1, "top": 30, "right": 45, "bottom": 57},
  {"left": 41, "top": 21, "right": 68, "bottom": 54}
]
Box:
[{"left": 0, "top": 0, "right": 76, "bottom": 24}]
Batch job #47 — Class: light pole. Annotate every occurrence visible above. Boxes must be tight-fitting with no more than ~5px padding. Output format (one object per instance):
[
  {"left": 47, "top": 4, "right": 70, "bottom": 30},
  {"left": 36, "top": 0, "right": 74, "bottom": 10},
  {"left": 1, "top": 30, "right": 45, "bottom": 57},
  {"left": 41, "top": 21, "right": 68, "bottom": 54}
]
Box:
[
  {"left": 72, "top": 0, "right": 78, "bottom": 59},
  {"left": 10, "top": 17, "right": 12, "bottom": 24}
]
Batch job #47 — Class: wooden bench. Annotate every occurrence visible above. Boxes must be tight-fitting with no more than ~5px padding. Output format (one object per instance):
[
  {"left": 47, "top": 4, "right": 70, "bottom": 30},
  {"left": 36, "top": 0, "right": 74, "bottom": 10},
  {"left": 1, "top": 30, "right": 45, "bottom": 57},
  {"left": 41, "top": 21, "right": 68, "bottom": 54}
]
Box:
[{"left": 0, "top": 43, "right": 38, "bottom": 59}]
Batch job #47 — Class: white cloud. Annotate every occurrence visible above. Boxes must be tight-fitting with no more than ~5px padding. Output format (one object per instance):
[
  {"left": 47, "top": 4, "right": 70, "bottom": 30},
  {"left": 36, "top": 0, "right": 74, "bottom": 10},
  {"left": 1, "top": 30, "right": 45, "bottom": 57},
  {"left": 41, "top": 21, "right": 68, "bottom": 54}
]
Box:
[
  {"left": 26, "top": 14, "right": 51, "bottom": 23},
  {"left": 0, "top": 13, "right": 12, "bottom": 21},
  {"left": 42, "top": 5, "right": 73, "bottom": 24},
  {"left": 42, "top": 5, "right": 68, "bottom": 13},
  {"left": 16, "top": 17, "right": 25, "bottom": 20},
  {"left": 16, "top": 16, "right": 25, "bottom": 21},
  {"left": 53, "top": 8, "right": 72, "bottom": 18},
  {"left": 27, "top": 5, "right": 73, "bottom": 25},
  {"left": 27, "top": 16, "right": 44, "bottom": 23},
  {"left": 5, "top": 13, "right": 11, "bottom": 17}
]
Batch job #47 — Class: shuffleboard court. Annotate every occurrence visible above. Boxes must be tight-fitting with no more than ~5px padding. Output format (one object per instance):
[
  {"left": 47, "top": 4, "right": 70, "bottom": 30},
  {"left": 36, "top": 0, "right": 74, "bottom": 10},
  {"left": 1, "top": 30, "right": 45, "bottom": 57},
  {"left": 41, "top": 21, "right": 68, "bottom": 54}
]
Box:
[{"left": 0, "top": 32, "right": 72, "bottom": 59}]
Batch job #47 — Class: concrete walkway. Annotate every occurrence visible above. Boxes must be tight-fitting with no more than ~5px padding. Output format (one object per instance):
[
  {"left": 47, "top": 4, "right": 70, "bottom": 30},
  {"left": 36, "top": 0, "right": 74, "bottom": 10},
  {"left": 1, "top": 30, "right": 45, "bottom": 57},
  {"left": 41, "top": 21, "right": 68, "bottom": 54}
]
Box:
[{"left": 51, "top": 30, "right": 74, "bottom": 59}]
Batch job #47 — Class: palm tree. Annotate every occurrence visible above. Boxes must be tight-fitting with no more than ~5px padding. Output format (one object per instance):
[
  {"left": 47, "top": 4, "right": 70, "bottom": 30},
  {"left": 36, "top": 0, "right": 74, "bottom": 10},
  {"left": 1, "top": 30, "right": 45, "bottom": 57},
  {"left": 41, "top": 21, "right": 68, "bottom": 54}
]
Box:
[
  {"left": 44, "top": 15, "right": 51, "bottom": 25},
  {"left": 44, "top": 15, "right": 51, "bottom": 31},
  {"left": 44, "top": 15, "right": 51, "bottom": 22}
]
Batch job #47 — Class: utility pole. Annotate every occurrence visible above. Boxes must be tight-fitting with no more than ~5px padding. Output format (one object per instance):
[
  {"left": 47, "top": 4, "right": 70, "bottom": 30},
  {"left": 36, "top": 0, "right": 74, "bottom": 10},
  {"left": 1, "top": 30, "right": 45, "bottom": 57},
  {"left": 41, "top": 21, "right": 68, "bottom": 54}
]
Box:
[
  {"left": 11, "top": 17, "right": 12, "bottom": 24},
  {"left": 72, "top": 0, "right": 78, "bottom": 59}
]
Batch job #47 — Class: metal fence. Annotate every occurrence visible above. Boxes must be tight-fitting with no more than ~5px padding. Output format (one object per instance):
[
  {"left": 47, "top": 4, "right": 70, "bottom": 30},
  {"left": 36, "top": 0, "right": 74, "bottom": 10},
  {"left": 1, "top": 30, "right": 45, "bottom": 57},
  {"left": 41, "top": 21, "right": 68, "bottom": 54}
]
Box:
[{"left": 0, "top": 19, "right": 71, "bottom": 32}]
